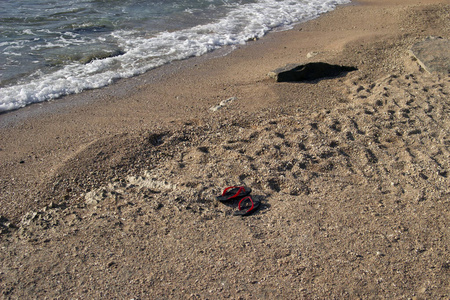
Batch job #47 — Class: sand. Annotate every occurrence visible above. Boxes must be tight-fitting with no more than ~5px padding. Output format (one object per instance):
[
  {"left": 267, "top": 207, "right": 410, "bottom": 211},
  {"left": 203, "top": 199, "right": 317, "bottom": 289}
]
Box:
[{"left": 1, "top": 0, "right": 449, "bottom": 298}]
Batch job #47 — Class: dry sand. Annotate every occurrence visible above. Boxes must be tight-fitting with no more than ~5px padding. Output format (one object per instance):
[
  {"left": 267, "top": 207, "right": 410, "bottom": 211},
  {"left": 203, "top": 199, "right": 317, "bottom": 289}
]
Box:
[{"left": 1, "top": 0, "right": 449, "bottom": 298}]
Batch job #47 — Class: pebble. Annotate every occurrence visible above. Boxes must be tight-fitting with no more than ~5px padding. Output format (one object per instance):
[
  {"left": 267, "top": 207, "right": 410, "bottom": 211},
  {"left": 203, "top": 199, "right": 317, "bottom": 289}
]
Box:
[
  {"left": 210, "top": 97, "right": 236, "bottom": 112},
  {"left": 307, "top": 51, "right": 319, "bottom": 58}
]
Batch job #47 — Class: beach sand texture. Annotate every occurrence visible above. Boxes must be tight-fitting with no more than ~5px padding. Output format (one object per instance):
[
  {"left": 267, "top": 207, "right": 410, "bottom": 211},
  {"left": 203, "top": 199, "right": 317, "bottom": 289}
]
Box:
[{"left": 1, "top": 0, "right": 449, "bottom": 298}]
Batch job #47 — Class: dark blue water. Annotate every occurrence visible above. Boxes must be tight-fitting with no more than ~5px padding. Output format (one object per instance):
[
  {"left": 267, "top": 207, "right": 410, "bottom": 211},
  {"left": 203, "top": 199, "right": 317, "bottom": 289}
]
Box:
[{"left": 0, "top": 0, "right": 350, "bottom": 112}]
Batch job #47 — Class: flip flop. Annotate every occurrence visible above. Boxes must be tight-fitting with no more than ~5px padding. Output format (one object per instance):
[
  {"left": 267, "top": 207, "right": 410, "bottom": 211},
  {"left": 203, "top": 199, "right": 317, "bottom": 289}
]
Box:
[
  {"left": 216, "top": 186, "right": 252, "bottom": 202},
  {"left": 233, "top": 196, "right": 260, "bottom": 216}
]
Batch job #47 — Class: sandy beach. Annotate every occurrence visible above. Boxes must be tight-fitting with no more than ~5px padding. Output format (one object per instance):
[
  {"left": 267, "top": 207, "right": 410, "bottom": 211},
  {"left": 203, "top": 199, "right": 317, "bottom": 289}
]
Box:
[{"left": 1, "top": 0, "right": 449, "bottom": 298}]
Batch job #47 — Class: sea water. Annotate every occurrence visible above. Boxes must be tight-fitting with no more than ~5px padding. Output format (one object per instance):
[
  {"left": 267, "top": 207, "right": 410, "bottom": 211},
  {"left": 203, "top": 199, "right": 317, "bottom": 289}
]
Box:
[{"left": 0, "top": 0, "right": 350, "bottom": 112}]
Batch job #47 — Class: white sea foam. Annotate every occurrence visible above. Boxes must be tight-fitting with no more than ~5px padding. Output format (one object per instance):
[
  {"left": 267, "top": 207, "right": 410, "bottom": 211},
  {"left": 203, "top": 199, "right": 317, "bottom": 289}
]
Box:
[{"left": 0, "top": 0, "right": 350, "bottom": 112}]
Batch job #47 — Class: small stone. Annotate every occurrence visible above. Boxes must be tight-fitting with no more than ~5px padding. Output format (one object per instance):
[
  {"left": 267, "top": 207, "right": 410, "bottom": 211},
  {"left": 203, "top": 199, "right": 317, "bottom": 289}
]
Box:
[
  {"left": 210, "top": 105, "right": 222, "bottom": 112},
  {"left": 307, "top": 51, "right": 319, "bottom": 58},
  {"left": 210, "top": 97, "right": 237, "bottom": 112},
  {"left": 86, "top": 198, "right": 99, "bottom": 205},
  {"left": 220, "top": 97, "right": 236, "bottom": 106}
]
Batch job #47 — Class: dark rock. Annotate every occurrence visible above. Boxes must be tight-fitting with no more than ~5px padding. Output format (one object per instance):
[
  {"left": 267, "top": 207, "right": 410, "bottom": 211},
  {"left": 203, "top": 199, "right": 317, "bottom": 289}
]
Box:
[
  {"left": 268, "top": 62, "right": 357, "bottom": 82},
  {"left": 79, "top": 49, "right": 126, "bottom": 64}
]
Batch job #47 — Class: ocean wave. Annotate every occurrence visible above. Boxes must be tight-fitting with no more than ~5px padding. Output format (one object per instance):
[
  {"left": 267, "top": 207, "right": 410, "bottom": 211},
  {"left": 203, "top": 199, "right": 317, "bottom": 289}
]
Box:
[{"left": 0, "top": 0, "right": 350, "bottom": 112}]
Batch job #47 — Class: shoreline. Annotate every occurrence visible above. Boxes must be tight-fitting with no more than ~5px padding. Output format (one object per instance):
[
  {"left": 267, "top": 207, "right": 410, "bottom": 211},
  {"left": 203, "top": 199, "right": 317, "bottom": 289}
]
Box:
[
  {"left": 0, "top": 0, "right": 449, "bottom": 297},
  {"left": 0, "top": 1, "right": 355, "bottom": 128}
]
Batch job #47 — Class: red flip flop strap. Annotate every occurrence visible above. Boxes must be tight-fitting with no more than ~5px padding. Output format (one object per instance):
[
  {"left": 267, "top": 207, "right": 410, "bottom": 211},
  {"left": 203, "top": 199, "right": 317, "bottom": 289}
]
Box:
[
  {"left": 238, "top": 196, "right": 254, "bottom": 212},
  {"left": 222, "top": 186, "right": 244, "bottom": 199},
  {"left": 222, "top": 186, "right": 237, "bottom": 196}
]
